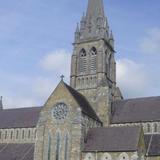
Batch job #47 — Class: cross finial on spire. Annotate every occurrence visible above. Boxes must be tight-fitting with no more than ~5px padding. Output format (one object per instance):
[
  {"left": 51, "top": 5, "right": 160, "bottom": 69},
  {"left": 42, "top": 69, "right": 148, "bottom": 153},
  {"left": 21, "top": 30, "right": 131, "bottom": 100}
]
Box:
[{"left": 60, "top": 75, "right": 64, "bottom": 81}]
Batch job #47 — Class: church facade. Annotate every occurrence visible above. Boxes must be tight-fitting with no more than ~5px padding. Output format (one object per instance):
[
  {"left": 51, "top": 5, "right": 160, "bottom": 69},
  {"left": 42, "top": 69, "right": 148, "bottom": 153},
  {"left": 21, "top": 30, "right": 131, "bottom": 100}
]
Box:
[{"left": 0, "top": 0, "right": 160, "bottom": 160}]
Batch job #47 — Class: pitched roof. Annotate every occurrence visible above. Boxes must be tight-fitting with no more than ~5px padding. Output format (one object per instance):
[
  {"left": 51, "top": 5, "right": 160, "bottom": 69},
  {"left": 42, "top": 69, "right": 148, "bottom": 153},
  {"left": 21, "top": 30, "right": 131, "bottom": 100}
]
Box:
[
  {"left": 112, "top": 96, "right": 160, "bottom": 124},
  {"left": 64, "top": 82, "right": 101, "bottom": 122},
  {"left": 0, "top": 143, "right": 34, "bottom": 160},
  {"left": 145, "top": 134, "right": 160, "bottom": 156},
  {"left": 86, "top": 0, "right": 105, "bottom": 21},
  {"left": 0, "top": 107, "right": 41, "bottom": 129},
  {"left": 83, "top": 126, "right": 141, "bottom": 152}
]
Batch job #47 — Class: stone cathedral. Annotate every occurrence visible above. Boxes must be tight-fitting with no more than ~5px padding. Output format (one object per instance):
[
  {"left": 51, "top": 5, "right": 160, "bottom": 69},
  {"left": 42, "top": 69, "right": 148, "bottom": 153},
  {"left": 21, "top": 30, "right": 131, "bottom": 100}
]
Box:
[{"left": 0, "top": 0, "right": 160, "bottom": 160}]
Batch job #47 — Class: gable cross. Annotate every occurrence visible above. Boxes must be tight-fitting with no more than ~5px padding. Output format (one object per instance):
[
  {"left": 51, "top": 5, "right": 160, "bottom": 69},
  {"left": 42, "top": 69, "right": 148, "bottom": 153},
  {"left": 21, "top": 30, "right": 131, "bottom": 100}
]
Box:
[{"left": 60, "top": 75, "right": 64, "bottom": 81}]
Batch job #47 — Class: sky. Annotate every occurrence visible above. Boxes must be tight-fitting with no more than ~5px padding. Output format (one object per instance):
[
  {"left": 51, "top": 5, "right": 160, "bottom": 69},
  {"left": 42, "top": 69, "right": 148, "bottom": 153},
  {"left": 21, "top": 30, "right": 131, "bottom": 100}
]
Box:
[{"left": 0, "top": 0, "right": 160, "bottom": 108}]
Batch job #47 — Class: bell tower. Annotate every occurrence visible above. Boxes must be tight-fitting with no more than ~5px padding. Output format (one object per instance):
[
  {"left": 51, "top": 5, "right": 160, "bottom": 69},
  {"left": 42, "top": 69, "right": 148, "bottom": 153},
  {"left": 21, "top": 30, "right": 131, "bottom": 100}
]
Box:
[{"left": 70, "top": 0, "right": 122, "bottom": 125}]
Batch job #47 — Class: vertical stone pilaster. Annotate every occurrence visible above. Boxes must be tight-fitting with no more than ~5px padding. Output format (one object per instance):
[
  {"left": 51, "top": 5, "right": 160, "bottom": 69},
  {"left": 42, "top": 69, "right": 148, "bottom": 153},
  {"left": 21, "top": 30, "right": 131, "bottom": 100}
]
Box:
[{"left": 34, "top": 125, "right": 45, "bottom": 160}]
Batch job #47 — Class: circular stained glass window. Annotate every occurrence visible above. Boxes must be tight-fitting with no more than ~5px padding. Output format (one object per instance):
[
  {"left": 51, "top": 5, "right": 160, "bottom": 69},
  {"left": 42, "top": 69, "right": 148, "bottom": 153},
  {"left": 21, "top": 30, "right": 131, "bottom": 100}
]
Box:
[{"left": 52, "top": 103, "right": 68, "bottom": 120}]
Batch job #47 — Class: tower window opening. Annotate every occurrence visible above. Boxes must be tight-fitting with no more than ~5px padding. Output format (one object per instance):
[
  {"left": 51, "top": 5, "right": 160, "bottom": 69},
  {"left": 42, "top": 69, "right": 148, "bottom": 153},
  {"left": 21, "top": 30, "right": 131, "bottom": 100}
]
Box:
[
  {"left": 80, "top": 49, "right": 86, "bottom": 57},
  {"left": 79, "top": 49, "right": 87, "bottom": 73},
  {"left": 90, "top": 47, "right": 97, "bottom": 72},
  {"left": 90, "top": 47, "right": 97, "bottom": 55}
]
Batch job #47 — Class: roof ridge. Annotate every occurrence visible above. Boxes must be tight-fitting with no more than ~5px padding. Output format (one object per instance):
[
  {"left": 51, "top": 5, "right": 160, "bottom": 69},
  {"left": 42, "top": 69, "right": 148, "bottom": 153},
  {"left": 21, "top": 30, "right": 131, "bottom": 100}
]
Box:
[
  {"left": 2, "top": 106, "right": 42, "bottom": 111},
  {"left": 115, "top": 96, "right": 160, "bottom": 102},
  {"left": 90, "top": 126, "right": 141, "bottom": 130},
  {"left": 63, "top": 82, "right": 101, "bottom": 122}
]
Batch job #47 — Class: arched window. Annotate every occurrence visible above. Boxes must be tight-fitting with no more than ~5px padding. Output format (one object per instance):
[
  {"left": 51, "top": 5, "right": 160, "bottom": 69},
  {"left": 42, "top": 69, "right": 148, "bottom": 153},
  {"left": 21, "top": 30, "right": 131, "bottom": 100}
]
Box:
[
  {"left": 34, "top": 129, "right": 37, "bottom": 139},
  {"left": 90, "top": 47, "right": 97, "bottom": 72},
  {"left": 102, "top": 153, "right": 112, "bottom": 160},
  {"left": 80, "top": 48, "right": 86, "bottom": 57},
  {"left": 5, "top": 130, "right": 7, "bottom": 139},
  {"left": 55, "top": 131, "right": 61, "bottom": 160},
  {"left": 147, "top": 124, "right": 150, "bottom": 133},
  {"left": 79, "top": 49, "right": 87, "bottom": 73},
  {"left": 22, "top": 130, "right": 25, "bottom": 139},
  {"left": 16, "top": 130, "right": 19, "bottom": 139},
  {"left": 28, "top": 130, "right": 31, "bottom": 139},
  {"left": 48, "top": 133, "right": 51, "bottom": 160},
  {"left": 64, "top": 133, "right": 69, "bottom": 160},
  {"left": 154, "top": 123, "right": 158, "bottom": 132},
  {"left": 90, "top": 47, "right": 97, "bottom": 55},
  {"left": 10, "top": 131, "right": 13, "bottom": 139}
]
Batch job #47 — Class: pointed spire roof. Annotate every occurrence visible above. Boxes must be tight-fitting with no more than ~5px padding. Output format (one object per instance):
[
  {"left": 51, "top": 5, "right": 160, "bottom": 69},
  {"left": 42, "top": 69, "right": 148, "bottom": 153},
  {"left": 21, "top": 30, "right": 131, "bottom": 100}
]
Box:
[
  {"left": 86, "top": 0, "right": 105, "bottom": 21},
  {"left": 74, "top": 0, "right": 111, "bottom": 42}
]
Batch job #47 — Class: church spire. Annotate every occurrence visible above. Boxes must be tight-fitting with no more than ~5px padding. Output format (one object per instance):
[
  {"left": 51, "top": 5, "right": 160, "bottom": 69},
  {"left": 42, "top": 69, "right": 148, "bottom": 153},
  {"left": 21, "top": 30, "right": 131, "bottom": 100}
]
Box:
[
  {"left": 86, "top": 0, "right": 105, "bottom": 21},
  {"left": 71, "top": 0, "right": 118, "bottom": 125},
  {"left": 76, "top": 0, "right": 109, "bottom": 42}
]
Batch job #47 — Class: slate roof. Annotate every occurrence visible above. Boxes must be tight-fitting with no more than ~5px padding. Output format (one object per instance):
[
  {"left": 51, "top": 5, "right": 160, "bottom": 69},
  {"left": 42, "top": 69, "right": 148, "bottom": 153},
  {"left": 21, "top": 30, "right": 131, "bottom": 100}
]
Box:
[
  {"left": 112, "top": 96, "right": 160, "bottom": 124},
  {"left": 64, "top": 82, "right": 101, "bottom": 122},
  {"left": 83, "top": 126, "right": 141, "bottom": 152},
  {"left": 0, "top": 143, "right": 34, "bottom": 160},
  {"left": 0, "top": 107, "right": 41, "bottom": 129},
  {"left": 145, "top": 134, "right": 160, "bottom": 156}
]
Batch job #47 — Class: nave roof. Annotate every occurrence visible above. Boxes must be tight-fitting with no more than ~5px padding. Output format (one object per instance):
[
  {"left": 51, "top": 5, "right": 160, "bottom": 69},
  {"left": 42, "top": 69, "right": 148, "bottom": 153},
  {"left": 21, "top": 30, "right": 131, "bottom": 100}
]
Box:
[
  {"left": 0, "top": 107, "right": 41, "bottom": 129},
  {"left": 112, "top": 96, "right": 160, "bottom": 123},
  {"left": 84, "top": 126, "right": 142, "bottom": 152},
  {"left": 0, "top": 143, "right": 34, "bottom": 160}
]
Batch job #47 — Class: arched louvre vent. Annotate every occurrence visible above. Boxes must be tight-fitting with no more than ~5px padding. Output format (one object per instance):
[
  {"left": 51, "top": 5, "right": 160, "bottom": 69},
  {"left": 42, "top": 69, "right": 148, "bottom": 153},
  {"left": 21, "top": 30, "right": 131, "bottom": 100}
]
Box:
[
  {"left": 108, "top": 54, "right": 112, "bottom": 78},
  {"left": 79, "top": 49, "right": 87, "bottom": 73},
  {"left": 90, "top": 47, "right": 97, "bottom": 72}
]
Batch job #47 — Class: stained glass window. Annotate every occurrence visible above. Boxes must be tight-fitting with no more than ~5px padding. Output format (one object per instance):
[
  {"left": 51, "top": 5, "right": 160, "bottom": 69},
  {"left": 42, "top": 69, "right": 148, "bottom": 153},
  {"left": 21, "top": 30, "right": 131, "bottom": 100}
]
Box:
[
  {"left": 56, "top": 131, "right": 61, "bottom": 160},
  {"left": 48, "top": 134, "right": 51, "bottom": 160},
  {"left": 64, "top": 133, "right": 69, "bottom": 160},
  {"left": 53, "top": 103, "right": 68, "bottom": 121}
]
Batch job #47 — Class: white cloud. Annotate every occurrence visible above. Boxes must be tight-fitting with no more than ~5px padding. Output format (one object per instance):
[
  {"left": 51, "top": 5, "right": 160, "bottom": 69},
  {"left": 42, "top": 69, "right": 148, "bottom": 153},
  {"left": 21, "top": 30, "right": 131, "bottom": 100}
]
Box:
[
  {"left": 1, "top": 75, "right": 56, "bottom": 109},
  {"left": 140, "top": 27, "right": 160, "bottom": 54},
  {"left": 116, "top": 58, "right": 150, "bottom": 98},
  {"left": 1, "top": 49, "right": 160, "bottom": 109},
  {"left": 1, "top": 49, "right": 72, "bottom": 109},
  {"left": 40, "top": 49, "right": 71, "bottom": 79}
]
